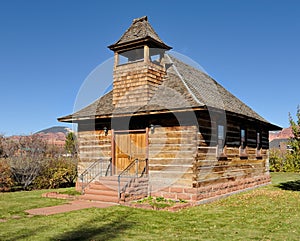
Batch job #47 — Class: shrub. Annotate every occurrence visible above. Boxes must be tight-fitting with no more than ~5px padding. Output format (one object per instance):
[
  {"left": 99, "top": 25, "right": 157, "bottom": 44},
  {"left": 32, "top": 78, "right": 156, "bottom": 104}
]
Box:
[
  {"left": 0, "top": 159, "right": 14, "bottom": 191},
  {"left": 269, "top": 149, "right": 300, "bottom": 173},
  {"left": 9, "top": 156, "right": 46, "bottom": 190},
  {"left": 33, "top": 157, "right": 78, "bottom": 189},
  {"left": 284, "top": 152, "right": 300, "bottom": 172},
  {"left": 269, "top": 149, "right": 285, "bottom": 172}
]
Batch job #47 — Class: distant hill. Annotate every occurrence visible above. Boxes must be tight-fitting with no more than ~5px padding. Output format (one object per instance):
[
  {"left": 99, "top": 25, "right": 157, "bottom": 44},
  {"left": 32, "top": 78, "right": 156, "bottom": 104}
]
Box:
[
  {"left": 269, "top": 126, "right": 293, "bottom": 151},
  {"left": 35, "top": 126, "right": 71, "bottom": 135},
  {"left": 34, "top": 126, "right": 73, "bottom": 146},
  {"left": 269, "top": 126, "right": 293, "bottom": 142}
]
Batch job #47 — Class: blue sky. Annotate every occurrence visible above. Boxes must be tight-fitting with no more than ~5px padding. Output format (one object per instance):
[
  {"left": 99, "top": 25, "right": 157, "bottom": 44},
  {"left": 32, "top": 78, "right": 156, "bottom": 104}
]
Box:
[{"left": 0, "top": 0, "right": 299, "bottom": 136}]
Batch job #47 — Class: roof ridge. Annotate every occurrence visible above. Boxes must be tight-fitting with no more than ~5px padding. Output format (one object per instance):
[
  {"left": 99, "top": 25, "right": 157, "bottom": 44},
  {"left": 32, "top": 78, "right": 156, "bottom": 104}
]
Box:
[
  {"left": 167, "top": 54, "right": 270, "bottom": 124},
  {"left": 165, "top": 54, "right": 204, "bottom": 106}
]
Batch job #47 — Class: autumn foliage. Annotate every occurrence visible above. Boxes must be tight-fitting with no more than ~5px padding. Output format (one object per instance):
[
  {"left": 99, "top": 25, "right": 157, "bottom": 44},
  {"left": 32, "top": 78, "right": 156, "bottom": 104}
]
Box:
[{"left": 0, "top": 133, "right": 78, "bottom": 191}]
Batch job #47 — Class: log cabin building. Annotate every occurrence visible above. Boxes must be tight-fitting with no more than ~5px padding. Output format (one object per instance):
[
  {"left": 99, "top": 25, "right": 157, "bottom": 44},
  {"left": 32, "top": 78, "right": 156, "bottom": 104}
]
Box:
[{"left": 58, "top": 16, "right": 280, "bottom": 203}]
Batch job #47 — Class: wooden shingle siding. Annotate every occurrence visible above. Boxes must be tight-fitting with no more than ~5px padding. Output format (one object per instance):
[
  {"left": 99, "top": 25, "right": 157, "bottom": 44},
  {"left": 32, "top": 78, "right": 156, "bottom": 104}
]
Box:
[{"left": 113, "top": 61, "right": 165, "bottom": 108}]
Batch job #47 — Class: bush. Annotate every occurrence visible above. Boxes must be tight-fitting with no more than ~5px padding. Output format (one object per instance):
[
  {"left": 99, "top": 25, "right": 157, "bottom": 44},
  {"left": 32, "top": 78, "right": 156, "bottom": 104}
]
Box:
[
  {"left": 0, "top": 159, "right": 14, "bottom": 191},
  {"left": 269, "top": 149, "right": 300, "bottom": 173},
  {"left": 269, "top": 149, "right": 285, "bottom": 172},
  {"left": 284, "top": 152, "right": 300, "bottom": 172},
  {"left": 33, "top": 157, "right": 78, "bottom": 189},
  {"left": 9, "top": 156, "right": 46, "bottom": 190}
]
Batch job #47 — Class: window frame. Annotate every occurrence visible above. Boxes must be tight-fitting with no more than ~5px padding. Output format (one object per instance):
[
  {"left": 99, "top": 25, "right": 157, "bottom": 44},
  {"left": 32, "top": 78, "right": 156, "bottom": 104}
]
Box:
[
  {"left": 239, "top": 127, "right": 248, "bottom": 157},
  {"left": 217, "top": 124, "right": 227, "bottom": 158},
  {"left": 256, "top": 131, "right": 262, "bottom": 158},
  {"left": 118, "top": 48, "right": 145, "bottom": 65}
]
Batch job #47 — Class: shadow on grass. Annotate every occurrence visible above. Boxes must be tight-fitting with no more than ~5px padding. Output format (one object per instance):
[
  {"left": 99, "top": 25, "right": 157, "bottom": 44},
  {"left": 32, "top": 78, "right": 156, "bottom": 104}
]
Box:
[
  {"left": 1, "top": 229, "right": 40, "bottom": 241},
  {"left": 277, "top": 180, "right": 300, "bottom": 191},
  {"left": 54, "top": 211, "right": 134, "bottom": 241}
]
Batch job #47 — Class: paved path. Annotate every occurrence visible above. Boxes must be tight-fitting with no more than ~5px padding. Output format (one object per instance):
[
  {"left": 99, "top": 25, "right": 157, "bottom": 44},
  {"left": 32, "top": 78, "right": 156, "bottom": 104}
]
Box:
[{"left": 26, "top": 200, "right": 117, "bottom": 216}]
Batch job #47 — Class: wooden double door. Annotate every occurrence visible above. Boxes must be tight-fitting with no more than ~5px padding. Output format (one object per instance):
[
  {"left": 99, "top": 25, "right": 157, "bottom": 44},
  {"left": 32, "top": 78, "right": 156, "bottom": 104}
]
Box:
[{"left": 114, "top": 130, "right": 147, "bottom": 174}]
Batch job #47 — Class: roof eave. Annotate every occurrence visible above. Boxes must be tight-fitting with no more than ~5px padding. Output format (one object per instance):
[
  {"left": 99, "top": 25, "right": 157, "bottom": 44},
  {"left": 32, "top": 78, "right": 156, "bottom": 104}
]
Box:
[
  {"left": 57, "top": 106, "right": 207, "bottom": 123},
  {"left": 108, "top": 37, "right": 172, "bottom": 52}
]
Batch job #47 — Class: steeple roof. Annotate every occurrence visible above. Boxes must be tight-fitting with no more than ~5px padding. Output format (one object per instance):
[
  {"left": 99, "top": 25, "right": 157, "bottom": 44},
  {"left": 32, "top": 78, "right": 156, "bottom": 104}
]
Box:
[{"left": 108, "top": 16, "right": 172, "bottom": 52}]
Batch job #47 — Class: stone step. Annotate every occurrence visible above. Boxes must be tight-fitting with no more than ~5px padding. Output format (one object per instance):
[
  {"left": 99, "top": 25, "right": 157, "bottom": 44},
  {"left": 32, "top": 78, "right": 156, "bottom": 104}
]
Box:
[
  {"left": 88, "top": 183, "right": 114, "bottom": 191},
  {"left": 84, "top": 188, "right": 118, "bottom": 197},
  {"left": 79, "top": 194, "right": 119, "bottom": 203},
  {"left": 93, "top": 181, "right": 129, "bottom": 191},
  {"left": 80, "top": 176, "right": 149, "bottom": 203}
]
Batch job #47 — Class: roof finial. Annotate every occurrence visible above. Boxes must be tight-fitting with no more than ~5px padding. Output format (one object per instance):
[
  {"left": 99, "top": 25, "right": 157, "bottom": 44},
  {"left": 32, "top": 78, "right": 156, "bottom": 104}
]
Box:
[{"left": 132, "top": 16, "right": 148, "bottom": 24}]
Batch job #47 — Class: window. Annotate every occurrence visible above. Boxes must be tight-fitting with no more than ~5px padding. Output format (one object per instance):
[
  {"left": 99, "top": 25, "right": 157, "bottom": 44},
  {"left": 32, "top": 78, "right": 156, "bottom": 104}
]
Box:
[
  {"left": 150, "top": 54, "right": 161, "bottom": 63},
  {"left": 217, "top": 124, "right": 226, "bottom": 157},
  {"left": 118, "top": 48, "right": 144, "bottom": 65},
  {"left": 256, "top": 131, "right": 262, "bottom": 157},
  {"left": 240, "top": 128, "right": 247, "bottom": 156}
]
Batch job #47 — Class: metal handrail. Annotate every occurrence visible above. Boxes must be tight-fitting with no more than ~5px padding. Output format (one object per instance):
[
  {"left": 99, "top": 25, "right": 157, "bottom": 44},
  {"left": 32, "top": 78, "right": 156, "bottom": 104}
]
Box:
[
  {"left": 79, "top": 158, "right": 112, "bottom": 194},
  {"left": 118, "top": 158, "right": 148, "bottom": 200}
]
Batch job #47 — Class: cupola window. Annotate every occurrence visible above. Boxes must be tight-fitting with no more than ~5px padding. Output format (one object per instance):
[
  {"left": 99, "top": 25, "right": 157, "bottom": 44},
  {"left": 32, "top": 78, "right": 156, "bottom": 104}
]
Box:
[{"left": 118, "top": 48, "right": 144, "bottom": 65}]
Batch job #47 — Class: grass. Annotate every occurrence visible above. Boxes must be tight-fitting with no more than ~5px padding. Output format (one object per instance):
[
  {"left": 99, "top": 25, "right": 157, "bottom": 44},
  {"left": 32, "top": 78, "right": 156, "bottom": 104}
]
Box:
[
  {"left": 57, "top": 189, "right": 81, "bottom": 196},
  {"left": 0, "top": 173, "right": 299, "bottom": 240},
  {"left": 135, "top": 196, "right": 176, "bottom": 209}
]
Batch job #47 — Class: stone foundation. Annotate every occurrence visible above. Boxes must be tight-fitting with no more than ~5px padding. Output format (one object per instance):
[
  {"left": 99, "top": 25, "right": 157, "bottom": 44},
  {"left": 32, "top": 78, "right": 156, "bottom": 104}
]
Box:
[
  {"left": 121, "top": 177, "right": 149, "bottom": 202},
  {"left": 151, "top": 174, "right": 271, "bottom": 202}
]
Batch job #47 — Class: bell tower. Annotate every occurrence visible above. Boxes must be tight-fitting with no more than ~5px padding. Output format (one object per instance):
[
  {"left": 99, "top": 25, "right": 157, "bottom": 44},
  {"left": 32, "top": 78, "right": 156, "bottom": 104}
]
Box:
[{"left": 108, "top": 16, "right": 172, "bottom": 109}]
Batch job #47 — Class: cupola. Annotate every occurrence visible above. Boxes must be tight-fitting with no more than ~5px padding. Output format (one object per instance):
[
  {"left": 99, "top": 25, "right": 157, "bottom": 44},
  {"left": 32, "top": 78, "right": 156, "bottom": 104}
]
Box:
[{"left": 108, "top": 16, "right": 172, "bottom": 108}]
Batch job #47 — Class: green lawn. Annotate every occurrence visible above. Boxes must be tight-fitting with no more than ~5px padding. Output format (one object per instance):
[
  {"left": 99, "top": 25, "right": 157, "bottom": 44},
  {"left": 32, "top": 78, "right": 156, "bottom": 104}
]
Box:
[{"left": 0, "top": 173, "right": 300, "bottom": 241}]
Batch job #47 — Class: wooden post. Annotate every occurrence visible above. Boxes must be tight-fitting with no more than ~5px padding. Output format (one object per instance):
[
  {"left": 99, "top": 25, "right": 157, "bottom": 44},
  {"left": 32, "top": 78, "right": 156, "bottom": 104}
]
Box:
[
  {"left": 144, "top": 45, "right": 150, "bottom": 63},
  {"left": 111, "top": 129, "right": 115, "bottom": 175},
  {"left": 114, "top": 52, "right": 119, "bottom": 68},
  {"left": 146, "top": 127, "right": 149, "bottom": 160}
]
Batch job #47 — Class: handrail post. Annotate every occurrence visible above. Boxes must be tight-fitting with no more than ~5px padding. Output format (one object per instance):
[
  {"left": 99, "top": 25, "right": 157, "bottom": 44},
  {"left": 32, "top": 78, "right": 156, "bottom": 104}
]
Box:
[
  {"left": 146, "top": 158, "right": 148, "bottom": 174},
  {"left": 118, "top": 175, "right": 121, "bottom": 201},
  {"left": 100, "top": 161, "right": 103, "bottom": 177},
  {"left": 80, "top": 174, "right": 84, "bottom": 194},
  {"left": 79, "top": 158, "right": 114, "bottom": 194},
  {"left": 135, "top": 159, "right": 139, "bottom": 177},
  {"left": 110, "top": 158, "right": 112, "bottom": 176}
]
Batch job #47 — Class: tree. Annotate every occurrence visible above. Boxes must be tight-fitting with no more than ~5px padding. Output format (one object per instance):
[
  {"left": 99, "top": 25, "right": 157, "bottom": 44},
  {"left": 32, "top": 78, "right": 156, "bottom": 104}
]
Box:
[
  {"left": 0, "top": 159, "right": 14, "bottom": 191},
  {"left": 0, "top": 134, "right": 4, "bottom": 157},
  {"left": 287, "top": 106, "right": 300, "bottom": 172},
  {"left": 46, "top": 144, "right": 65, "bottom": 158},
  {"left": 65, "top": 132, "right": 77, "bottom": 157},
  {"left": 9, "top": 135, "right": 47, "bottom": 190},
  {"left": 1, "top": 137, "right": 19, "bottom": 158}
]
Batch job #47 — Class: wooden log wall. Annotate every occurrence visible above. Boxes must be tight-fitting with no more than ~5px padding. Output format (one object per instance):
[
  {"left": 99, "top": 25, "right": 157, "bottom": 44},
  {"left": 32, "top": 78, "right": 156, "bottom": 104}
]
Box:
[
  {"left": 195, "top": 112, "right": 270, "bottom": 188},
  {"left": 148, "top": 125, "right": 198, "bottom": 189},
  {"left": 153, "top": 112, "right": 271, "bottom": 202},
  {"left": 77, "top": 129, "right": 112, "bottom": 176}
]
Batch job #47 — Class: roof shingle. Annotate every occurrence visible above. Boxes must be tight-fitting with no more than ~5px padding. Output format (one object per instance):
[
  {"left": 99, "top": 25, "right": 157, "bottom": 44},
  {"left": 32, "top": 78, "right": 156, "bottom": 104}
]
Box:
[
  {"left": 58, "top": 54, "right": 277, "bottom": 128},
  {"left": 108, "top": 16, "right": 171, "bottom": 51}
]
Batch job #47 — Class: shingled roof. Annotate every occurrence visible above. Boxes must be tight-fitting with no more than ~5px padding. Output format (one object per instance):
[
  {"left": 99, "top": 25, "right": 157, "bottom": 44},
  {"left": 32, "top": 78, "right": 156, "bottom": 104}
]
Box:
[
  {"left": 108, "top": 16, "right": 171, "bottom": 51},
  {"left": 58, "top": 53, "right": 278, "bottom": 129}
]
